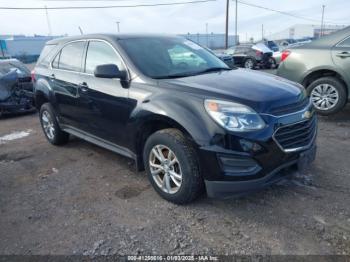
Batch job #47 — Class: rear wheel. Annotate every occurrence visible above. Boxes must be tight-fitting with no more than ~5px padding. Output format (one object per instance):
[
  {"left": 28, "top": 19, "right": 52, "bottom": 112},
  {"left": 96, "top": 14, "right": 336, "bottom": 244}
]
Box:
[
  {"left": 40, "top": 103, "right": 69, "bottom": 145},
  {"left": 307, "top": 77, "right": 347, "bottom": 115},
  {"left": 243, "top": 58, "right": 255, "bottom": 69},
  {"left": 143, "top": 128, "right": 203, "bottom": 204}
]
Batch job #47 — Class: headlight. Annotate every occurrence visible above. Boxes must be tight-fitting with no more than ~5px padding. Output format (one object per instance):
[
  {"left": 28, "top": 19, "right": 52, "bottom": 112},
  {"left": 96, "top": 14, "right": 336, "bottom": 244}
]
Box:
[{"left": 204, "top": 99, "right": 265, "bottom": 132}]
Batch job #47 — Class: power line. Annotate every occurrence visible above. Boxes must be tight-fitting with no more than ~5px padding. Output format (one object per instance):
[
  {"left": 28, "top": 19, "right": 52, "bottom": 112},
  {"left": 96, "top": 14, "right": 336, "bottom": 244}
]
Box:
[
  {"left": 0, "top": 0, "right": 216, "bottom": 10},
  {"left": 237, "top": 0, "right": 346, "bottom": 25},
  {"left": 42, "top": 0, "right": 148, "bottom": 1}
]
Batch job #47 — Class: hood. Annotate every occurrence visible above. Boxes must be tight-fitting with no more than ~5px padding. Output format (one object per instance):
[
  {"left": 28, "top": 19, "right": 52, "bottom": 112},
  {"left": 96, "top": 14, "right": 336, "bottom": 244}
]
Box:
[
  {"left": 159, "top": 69, "right": 306, "bottom": 114},
  {"left": 252, "top": 43, "right": 273, "bottom": 53}
]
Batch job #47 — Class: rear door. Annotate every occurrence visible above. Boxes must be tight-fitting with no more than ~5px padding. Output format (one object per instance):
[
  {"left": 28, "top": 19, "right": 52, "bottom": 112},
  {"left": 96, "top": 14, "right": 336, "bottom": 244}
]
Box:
[
  {"left": 78, "top": 40, "right": 130, "bottom": 146},
  {"left": 331, "top": 36, "right": 350, "bottom": 85},
  {"left": 50, "top": 40, "right": 86, "bottom": 127}
]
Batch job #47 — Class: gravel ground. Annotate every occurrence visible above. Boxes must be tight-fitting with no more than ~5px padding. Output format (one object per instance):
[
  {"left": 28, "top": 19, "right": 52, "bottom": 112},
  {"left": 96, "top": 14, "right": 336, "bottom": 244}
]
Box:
[{"left": 1, "top": 100, "right": 350, "bottom": 255}]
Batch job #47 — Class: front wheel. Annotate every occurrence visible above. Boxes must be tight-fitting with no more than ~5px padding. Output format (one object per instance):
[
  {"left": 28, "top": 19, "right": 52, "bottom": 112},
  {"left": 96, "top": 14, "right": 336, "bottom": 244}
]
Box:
[
  {"left": 307, "top": 77, "right": 347, "bottom": 115},
  {"left": 143, "top": 129, "right": 203, "bottom": 204}
]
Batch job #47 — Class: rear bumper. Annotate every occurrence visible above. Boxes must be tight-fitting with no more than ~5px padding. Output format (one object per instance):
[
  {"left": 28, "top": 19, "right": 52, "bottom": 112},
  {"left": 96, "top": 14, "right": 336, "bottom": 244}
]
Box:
[{"left": 205, "top": 144, "right": 316, "bottom": 198}]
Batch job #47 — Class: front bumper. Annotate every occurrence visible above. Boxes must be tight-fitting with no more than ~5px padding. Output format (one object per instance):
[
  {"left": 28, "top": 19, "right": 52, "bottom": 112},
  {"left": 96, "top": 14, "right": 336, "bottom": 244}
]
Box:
[
  {"left": 205, "top": 144, "right": 316, "bottom": 198},
  {"left": 198, "top": 102, "right": 317, "bottom": 198}
]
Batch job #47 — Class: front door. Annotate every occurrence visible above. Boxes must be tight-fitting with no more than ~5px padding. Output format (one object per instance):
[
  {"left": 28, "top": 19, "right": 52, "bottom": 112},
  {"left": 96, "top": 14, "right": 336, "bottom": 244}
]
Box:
[{"left": 78, "top": 40, "right": 131, "bottom": 147}]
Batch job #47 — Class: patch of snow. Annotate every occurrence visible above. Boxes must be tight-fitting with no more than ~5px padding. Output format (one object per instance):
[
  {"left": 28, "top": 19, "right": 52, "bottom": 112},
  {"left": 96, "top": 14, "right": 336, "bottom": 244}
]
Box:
[{"left": 0, "top": 129, "right": 32, "bottom": 144}]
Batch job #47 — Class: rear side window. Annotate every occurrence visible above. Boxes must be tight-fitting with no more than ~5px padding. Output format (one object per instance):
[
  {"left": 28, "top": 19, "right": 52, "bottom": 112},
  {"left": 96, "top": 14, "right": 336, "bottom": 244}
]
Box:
[
  {"left": 338, "top": 37, "right": 350, "bottom": 47},
  {"left": 37, "top": 44, "right": 56, "bottom": 67},
  {"left": 235, "top": 46, "right": 248, "bottom": 53},
  {"left": 84, "top": 41, "right": 123, "bottom": 74},
  {"left": 56, "top": 41, "right": 85, "bottom": 72}
]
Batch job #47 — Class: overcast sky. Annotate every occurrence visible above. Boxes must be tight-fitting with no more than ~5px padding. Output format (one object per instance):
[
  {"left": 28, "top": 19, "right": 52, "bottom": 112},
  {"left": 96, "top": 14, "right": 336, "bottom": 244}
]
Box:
[{"left": 0, "top": 0, "right": 349, "bottom": 40}]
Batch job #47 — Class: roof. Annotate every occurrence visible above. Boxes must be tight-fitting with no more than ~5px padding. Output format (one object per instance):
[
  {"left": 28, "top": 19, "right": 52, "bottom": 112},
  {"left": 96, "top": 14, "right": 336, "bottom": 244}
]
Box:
[
  {"left": 46, "top": 33, "right": 182, "bottom": 45},
  {"left": 301, "top": 26, "right": 350, "bottom": 48}
]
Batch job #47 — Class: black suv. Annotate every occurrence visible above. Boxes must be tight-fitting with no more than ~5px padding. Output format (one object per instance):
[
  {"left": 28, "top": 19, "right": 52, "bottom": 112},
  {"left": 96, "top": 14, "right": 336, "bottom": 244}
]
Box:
[{"left": 33, "top": 34, "right": 317, "bottom": 204}]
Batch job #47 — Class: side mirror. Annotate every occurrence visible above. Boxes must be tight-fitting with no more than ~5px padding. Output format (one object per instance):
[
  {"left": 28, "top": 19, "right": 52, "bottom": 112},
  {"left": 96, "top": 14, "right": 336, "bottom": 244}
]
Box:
[{"left": 94, "top": 64, "right": 126, "bottom": 79}]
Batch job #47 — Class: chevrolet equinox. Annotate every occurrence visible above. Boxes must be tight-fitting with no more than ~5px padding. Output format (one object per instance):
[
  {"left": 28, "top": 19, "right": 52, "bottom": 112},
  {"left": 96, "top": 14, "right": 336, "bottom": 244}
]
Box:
[{"left": 33, "top": 34, "right": 317, "bottom": 204}]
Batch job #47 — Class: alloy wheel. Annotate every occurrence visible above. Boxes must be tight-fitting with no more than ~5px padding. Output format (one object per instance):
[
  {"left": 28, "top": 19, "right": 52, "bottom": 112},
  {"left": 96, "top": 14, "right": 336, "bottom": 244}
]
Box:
[
  {"left": 244, "top": 59, "right": 254, "bottom": 69},
  {"left": 41, "top": 110, "right": 55, "bottom": 140},
  {"left": 149, "top": 144, "right": 182, "bottom": 194},
  {"left": 310, "top": 84, "right": 339, "bottom": 111}
]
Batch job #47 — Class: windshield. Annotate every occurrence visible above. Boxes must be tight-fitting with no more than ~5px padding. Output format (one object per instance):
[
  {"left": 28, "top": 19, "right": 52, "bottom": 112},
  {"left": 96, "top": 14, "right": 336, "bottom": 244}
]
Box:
[{"left": 118, "top": 37, "right": 230, "bottom": 79}]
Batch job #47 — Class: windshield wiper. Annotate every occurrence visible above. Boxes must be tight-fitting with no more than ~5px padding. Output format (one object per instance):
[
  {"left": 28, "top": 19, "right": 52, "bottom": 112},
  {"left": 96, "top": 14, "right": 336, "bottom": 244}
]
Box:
[
  {"left": 153, "top": 72, "right": 198, "bottom": 79},
  {"left": 196, "top": 67, "right": 232, "bottom": 74},
  {"left": 154, "top": 67, "right": 232, "bottom": 79}
]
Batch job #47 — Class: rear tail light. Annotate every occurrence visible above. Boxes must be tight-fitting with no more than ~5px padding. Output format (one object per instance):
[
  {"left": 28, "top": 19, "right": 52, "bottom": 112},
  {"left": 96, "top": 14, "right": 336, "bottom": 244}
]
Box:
[
  {"left": 281, "top": 50, "right": 291, "bottom": 62},
  {"left": 31, "top": 70, "right": 36, "bottom": 82}
]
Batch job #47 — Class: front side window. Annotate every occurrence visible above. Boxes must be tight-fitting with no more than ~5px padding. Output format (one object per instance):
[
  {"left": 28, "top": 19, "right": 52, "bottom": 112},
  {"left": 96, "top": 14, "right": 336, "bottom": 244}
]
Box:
[
  {"left": 57, "top": 41, "right": 85, "bottom": 72},
  {"left": 85, "top": 41, "right": 123, "bottom": 74},
  {"left": 118, "top": 37, "right": 229, "bottom": 79}
]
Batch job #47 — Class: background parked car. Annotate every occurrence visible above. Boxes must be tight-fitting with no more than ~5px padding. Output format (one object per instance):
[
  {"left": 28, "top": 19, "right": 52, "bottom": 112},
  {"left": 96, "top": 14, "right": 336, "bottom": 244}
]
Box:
[
  {"left": 277, "top": 26, "right": 350, "bottom": 115},
  {"left": 207, "top": 47, "right": 235, "bottom": 68},
  {"left": 0, "top": 59, "right": 34, "bottom": 116},
  {"left": 215, "top": 53, "right": 235, "bottom": 68},
  {"left": 224, "top": 43, "right": 274, "bottom": 69},
  {"left": 259, "top": 40, "right": 279, "bottom": 52}
]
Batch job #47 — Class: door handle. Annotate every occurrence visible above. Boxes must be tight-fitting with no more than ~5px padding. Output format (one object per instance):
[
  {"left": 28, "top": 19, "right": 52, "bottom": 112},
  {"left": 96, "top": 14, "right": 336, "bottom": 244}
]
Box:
[
  {"left": 78, "top": 82, "right": 89, "bottom": 92},
  {"left": 49, "top": 73, "right": 55, "bottom": 80},
  {"left": 336, "top": 52, "right": 350, "bottom": 58}
]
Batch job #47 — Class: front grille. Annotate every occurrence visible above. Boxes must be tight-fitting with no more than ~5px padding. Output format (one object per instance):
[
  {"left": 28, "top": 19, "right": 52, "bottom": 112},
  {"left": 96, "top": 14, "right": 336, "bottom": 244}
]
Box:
[
  {"left": 273, "top": 116, "right": 317, "bottom": 152},
  {"left": 270, "top": 99, "right": 309, "bottom": 116}
]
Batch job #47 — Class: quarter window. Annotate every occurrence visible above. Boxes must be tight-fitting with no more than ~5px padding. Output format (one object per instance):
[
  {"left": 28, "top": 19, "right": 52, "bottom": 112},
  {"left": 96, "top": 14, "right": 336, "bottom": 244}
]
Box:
[
  {"left": 56, "top": 41, "right": 85, "bottom": 72},
  {"left": 37, "top": 44, "right": 57, "bottom": 67},
  {"left": 52, "top": 52, "right": 60, "bottom": 69},
  {"left": 85, "top": 41, "right": 123, "bottom": 74}
]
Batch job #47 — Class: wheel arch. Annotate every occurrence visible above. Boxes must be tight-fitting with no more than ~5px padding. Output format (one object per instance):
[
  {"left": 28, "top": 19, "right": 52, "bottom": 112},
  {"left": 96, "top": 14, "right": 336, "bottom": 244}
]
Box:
[
  {"left": 302, "top": 68, "right": 348, "bottom": 97},
  {"left": 34, "top": 78, "right": 52, "bottom": 109},
  {"left": 133, "top": 114, "right": 197, "bottom": 171}
]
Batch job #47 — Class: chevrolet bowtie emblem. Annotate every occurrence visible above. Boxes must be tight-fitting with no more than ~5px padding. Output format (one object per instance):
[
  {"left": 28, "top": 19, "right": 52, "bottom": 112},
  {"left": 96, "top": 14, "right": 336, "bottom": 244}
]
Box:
[{"left": 302, "top": 111, "right": 312, "bottom": 119}]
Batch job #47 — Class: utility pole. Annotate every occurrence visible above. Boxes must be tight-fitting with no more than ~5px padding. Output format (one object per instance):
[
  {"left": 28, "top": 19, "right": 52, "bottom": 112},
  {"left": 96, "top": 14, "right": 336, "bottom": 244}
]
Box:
[
  {"left": 235, "top": 0, "right": 238, "bottom": 45},
  {"left": 116, "top": 21, "right": 120, "bottom": 33},
  {"left": 320, "top": 5, "right": 325, "bottom": 38},
  {"left": 205, "top": 23, "right": 209, "bottom": 47},
  {"left": 225, "top": 0, "right": 229, "bottom": 49},
  {"left": 261, "top": 24, "right": 264, "bottom": 40},
  {"left": 78, "top": 26, "right": 84, "bottom": 35},
  {"left": 45, "top": 5, "right": 52, "bottom": 36}
]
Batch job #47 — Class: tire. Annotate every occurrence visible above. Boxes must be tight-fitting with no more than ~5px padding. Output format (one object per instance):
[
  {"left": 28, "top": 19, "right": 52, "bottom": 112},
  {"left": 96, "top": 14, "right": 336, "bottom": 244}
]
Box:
[
  {"left": 307, "top": 76, "right": 347, "bottom": 116},
  {"left": 265, "top": 57, "right": 276, "bottom": 69},
  {"left": 39, "top": 103, "right": 69, "bottom": 145},
  {"left": 143, "top": 128, "right": 203, "bottom": 204},
  {"left": 243, "top": 58, "right": 255, "bottom": 69}
]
